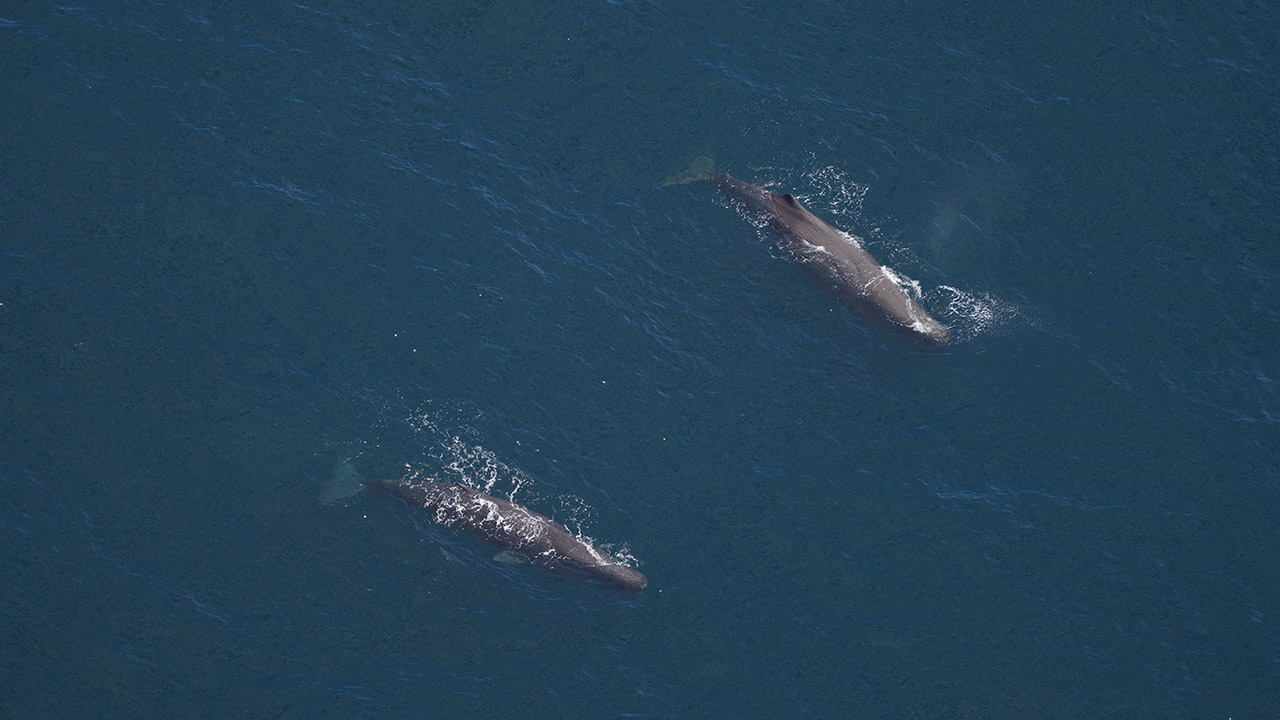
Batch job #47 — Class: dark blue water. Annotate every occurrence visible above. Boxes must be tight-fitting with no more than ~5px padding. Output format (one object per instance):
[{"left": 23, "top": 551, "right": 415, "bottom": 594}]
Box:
[{"left": 3, "top": 1, "right": 1278, "bottom": 717}]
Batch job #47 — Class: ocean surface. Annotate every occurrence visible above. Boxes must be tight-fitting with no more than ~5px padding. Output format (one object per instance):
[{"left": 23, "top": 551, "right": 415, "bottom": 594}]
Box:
[{"left": 3, "top": 1, "right": 1278, "bottom": 717}]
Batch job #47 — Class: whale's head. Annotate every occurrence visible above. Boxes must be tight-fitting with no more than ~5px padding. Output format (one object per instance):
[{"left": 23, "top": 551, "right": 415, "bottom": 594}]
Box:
[
  {"left": 908, "top": 315, "right": 952, "bottom": 349},
  {"left": 595, "top": 562, "right": 648, "bottom": 592}
]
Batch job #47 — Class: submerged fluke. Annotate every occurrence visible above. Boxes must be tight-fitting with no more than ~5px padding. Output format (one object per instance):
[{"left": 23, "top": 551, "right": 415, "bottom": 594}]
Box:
[
  {"left": 320, "top": 458, "right": 366, "bottom": 504},
  {"left": 660, "top": 151, "right": 715, "bottom": 187}
]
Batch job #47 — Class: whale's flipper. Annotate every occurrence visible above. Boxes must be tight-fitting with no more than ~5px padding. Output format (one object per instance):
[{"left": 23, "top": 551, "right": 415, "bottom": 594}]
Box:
[
  {"left": 320, "top": 458, "right": 366, "bottom": 504},
  {"left": 660, "top": 151, "right": 715, "bottom": 187},
  {"left": 493, "top": 550, "right": 530, "bottom": 565}
]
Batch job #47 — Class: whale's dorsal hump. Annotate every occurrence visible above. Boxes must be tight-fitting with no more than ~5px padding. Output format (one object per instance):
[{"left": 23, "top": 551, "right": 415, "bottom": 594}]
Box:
[{"left": 775, "top": 193, "right": 804, "bottom": 214}]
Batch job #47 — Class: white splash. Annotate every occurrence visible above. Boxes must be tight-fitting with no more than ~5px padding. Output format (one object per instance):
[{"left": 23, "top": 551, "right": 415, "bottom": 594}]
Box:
[
  {"left": 931, "top": 285, "right": 1037, "bottom": 341},
  {"left": 404, "top": 407, "right": 532, "bottom": 499},
  {"left": 880, "top": 264, "right": 924, "bottom": 299}
]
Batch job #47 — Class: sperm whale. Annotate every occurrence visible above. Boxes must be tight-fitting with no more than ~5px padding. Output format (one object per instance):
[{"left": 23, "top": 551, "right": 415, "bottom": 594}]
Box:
[
  {"left": 666, "top": 154, "right": 950, "bottom": 348},
  {"left": 323, "top": 461, "right": 646, "bottom": 592}
]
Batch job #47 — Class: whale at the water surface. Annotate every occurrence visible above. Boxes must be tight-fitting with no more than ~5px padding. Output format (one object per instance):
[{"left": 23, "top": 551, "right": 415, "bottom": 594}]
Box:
[
  {"left": 665, "top": 154, "right": 951, "bottom": 349},
  {"left": 369, "top": 479, "right": 647, "bottom": 592},
  {"left": 322, "top": 463, "right": 647, "bottom": 592}
]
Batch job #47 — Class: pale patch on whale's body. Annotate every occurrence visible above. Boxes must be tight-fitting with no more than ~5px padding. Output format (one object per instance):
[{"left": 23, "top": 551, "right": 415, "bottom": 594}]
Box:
[{"left": 493, "top": 550, "right": 528, "bottom": 565}]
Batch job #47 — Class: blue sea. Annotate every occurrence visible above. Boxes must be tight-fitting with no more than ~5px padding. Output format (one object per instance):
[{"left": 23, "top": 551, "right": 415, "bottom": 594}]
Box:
[{"left": 3, "top": 1, "right": 1278, "bottom": 717}]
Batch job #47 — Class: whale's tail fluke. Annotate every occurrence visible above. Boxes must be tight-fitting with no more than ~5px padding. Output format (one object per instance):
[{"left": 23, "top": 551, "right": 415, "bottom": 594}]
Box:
[
  {"left": 320, "top": 457, "right": 366, "bottom": 504},
  {"left": 660, "top": 151, "right": 715, "bottom": 187}
]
